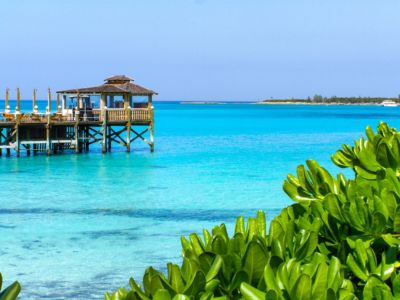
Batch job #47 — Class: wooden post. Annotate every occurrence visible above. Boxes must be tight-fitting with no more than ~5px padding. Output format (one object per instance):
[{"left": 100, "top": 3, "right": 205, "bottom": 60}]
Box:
[
  {"left": 75, "top": 110, "right": 80, "bottom": 153},
  {"left": 15, "top": 124, "right": 20, "bottom": 157},
  {"left": 85, "top": 126, "right": 89, "bottom": 152},
  {"left": 148, "top": 95, "right": 154, "bottom": 152},
  {"left": 33, "top": 89, "right": 37, "bottom": 112},
  {"left": 62, "top": 95, "right": 67, "bottom": 114},
  {"left": 57, "top": 93, "right": 61, "bottom": 113},
  {"left": 107, "top": 127, "right": 112, "bottom": 151},
  {"left": 100, "top": 94, "right": 106, "bottom": 110},
  {"left": 102, "top": 106, "right": 107, "bottom": 153},
  {"left": 150, "top": 121, "right": 154, "bottom": 152},
  {"left": 46, "top": 114, "right": 51, "bottom": 156},
  {"left": 47, "top": 88, "right": 52, "bottom": 113},
  {"left": 124, "top": 94, "right": 130, "bottom": 109},
  {"left": 6, "top": 129, "right": 11, "bottom": 157},
  {"left": 15, "top": 89, "right": 21, "bottom": 157},
  {"left": 126, "top": 106, "right": 131, "bottom": 152},
  {"left": 5, "top": 88, "right": 10, "bottom": 112},
  {"left": 16, "top": 88, "right": 21, "bottom": 112},
  {"left": 0, "top": 128, "right": 2, "bottom": 157}
]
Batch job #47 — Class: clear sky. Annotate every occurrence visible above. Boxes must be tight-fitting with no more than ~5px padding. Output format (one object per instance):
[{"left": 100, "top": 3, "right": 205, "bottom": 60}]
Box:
[{"left": 0, "top": 0, "right": 399, "bottom": 101}]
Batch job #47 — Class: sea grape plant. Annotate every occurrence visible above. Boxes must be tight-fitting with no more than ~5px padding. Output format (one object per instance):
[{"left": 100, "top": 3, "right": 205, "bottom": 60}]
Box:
[
  {"left": 0, "top": 273, "right": 20, "bottom": 300},
  {"left": 107, "top": 122, "right": 400, "bottom": 300}
]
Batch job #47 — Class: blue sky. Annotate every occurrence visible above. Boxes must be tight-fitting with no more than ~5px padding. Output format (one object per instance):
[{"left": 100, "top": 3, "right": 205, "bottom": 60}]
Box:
[{"left": 0, "top": 0, "right": 399, "bottom": 101}]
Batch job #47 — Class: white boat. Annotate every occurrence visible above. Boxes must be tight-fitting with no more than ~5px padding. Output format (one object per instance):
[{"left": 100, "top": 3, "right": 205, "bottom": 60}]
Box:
[{"left": 381, "top": 100, "right": 398, "bottom": 107}]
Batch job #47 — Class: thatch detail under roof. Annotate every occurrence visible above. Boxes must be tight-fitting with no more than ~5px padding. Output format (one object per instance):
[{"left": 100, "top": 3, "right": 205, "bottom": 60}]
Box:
[{"left": 57, "top": 75, "right": 157, "bottom": 95}]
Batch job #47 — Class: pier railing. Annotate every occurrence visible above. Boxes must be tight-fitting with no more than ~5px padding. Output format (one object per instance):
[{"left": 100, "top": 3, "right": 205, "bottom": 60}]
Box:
[
  {"left": 0, "top": 108, "right": 153, "bottom": 123},
  {"left": 104, "top": 108, "right": 152, "bottom": 122}
]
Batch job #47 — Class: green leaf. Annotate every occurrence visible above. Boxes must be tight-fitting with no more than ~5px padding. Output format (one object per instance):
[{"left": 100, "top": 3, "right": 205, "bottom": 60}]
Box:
[
  {"left": 394, "top": 207, "right": 400, "bottom": 233},
  {"left": 243, "top": 240, "right": 269, "bottom": 284},
  {"left": 289, "top": 274, "right": 311, "bottom": 300},
  {"left": 205, "top": 255, "right": 223, "bottom": 282},
  {"left": 311, "top": 260, "right": 328, "bottom": 299},
  {"left": 172, "top": 294, "right": 191, "bottom": 300},
  {"left": 363, "top": 276, "right": 392, "bottom": 300},
  {"left": 346, "top": 254, "right": 368, "bottom": 282},
  {"left": 256, "top": 210, "right": 266, "bottom": 239},
  {"left": 0, "top": 281, "right": 21, "bottom": 300},
  {"left": 154, "top": 289, "right": 172, "bottom": 300},
  {"left": 205, "top": 279, "right": 220, "bottom": 293},
  {"left": 189, "top": 233, "right": 205, "bottom": 257},
  {"left": 183, "top": 271, "right": 206, "bottom": 297},
  {"left": 167, "top": 263, "right": 185, "bottom": 293},
  {"left": 235, "top": 216, "right": 245, "bottom": 235},
  {"left": 392, "top": 273, "right": 400, "bottom": 297},
  {"left": 240, "top": 282, "right": 266, "bottom": 300},
  {"left": 228, "top": 270, "right": 249, "bottom": 293}
]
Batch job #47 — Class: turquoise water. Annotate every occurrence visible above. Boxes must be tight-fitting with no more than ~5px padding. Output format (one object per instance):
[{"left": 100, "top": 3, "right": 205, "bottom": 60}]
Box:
[{"left": 1, "top": 102, "right": 400, "bottom": 299}]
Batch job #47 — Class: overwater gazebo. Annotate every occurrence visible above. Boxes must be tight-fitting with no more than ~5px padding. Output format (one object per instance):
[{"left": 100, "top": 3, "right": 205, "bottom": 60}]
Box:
[
  {"left": 56, "top": 75, "right": 157, "bottom": 153},
  {"left": 57, "top": 75, "right": 157, "bottom": 112}
]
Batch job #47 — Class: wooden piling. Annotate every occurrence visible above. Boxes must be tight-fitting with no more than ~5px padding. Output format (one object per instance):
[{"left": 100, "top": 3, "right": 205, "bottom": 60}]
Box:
[
  {"left": 16, "top": 88, "right": 21, "bottom": 112},
  {"left": 46, "top": 125, "right": 51, "bottom": 156},
  {"left": 47, "top": 88, "right": 52, "bottom": 113},
  {"left": 75, "top": 110, "right": 80, "bottom": 153},
  {"left": 33, "top": 89, "right": 37, "bottom": 111},
  {"left": 15, "top": 125, "right": 20, "bottom": 157},
  {"left": 102, "top": 107, "right": 107, "bottom": 153},
  {"left": 5, "top": 88, "right": 10, "bottom": 112},
  {"left": 0, "top": 128, "right": 2, "bottom": 157},
  {"left": 126, "top": 107, "right": 131, "bottom": 152}
]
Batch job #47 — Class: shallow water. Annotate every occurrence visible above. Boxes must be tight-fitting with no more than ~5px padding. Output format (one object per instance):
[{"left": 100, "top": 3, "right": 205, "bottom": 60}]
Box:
[{"left": 1, "top": 102, "right": 400, "bottom": 299}]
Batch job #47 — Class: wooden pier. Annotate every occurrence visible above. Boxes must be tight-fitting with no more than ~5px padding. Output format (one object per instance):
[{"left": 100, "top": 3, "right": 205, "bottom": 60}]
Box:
[{"left": 0, "top": 75, "right": 156, "bottom": 157}]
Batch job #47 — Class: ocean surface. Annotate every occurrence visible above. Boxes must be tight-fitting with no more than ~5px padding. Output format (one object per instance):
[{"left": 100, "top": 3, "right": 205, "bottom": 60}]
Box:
[{"left": 1, "top": 101, "right": 400, "bottom": 299}]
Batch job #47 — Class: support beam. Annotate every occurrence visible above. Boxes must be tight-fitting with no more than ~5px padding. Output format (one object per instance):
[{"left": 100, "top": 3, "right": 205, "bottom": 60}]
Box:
[
  {"left": 6, "top": 129, "right": 11, "bottom": 157},
  {"left": 15, "top": 124, "right": 20, "bottom": 157},
  {"left": 46, "top": 126, "right": 51, "bottom": 155},
  {"left": 150, "top": 122, "right": 155, "bottom": 152},
  {"left": 126, "top": 107, "right": 131, "bottom": 152},
  {"left": 102, "top": 107, "right": 107, "bottom": 153},
  {"left": 0, "top": 128, "right": 2, "bottom": 157},
  {"left": 107, "top": 126, "right": 112, "bottom": 151},
  {"left": 149, "top": 95, "right": 154, "bottom": 152},
  {"left": 75, "top": 111, "right": 80, "bottom": 153},
  {"left": 85, "top": 126, "right": 89, "bottom": 151}
]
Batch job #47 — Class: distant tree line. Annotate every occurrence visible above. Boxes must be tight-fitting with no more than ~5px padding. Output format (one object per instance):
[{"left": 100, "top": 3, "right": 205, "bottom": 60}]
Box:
[{"left": 263, "top": 94, "right": 400, "bottom": 104}]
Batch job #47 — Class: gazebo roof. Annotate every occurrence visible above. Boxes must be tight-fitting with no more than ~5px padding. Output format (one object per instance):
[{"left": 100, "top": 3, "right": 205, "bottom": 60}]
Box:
[
  {"left": 104, "top": 75, "right": 133, "bottom": 82},
  {"left": 57, "top": 75, "right": 157, "bottom": 95}
]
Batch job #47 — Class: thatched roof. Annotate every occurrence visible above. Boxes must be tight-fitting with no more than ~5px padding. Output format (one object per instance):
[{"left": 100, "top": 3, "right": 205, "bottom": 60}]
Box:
[{"left": 57, "top": 75, "right": 157, "bottom": 95}]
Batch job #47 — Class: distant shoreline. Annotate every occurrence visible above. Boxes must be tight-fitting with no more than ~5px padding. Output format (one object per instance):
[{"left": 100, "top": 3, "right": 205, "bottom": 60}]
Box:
[{"left": 257, "top": 101, "right": 382, "bottom": 106}]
